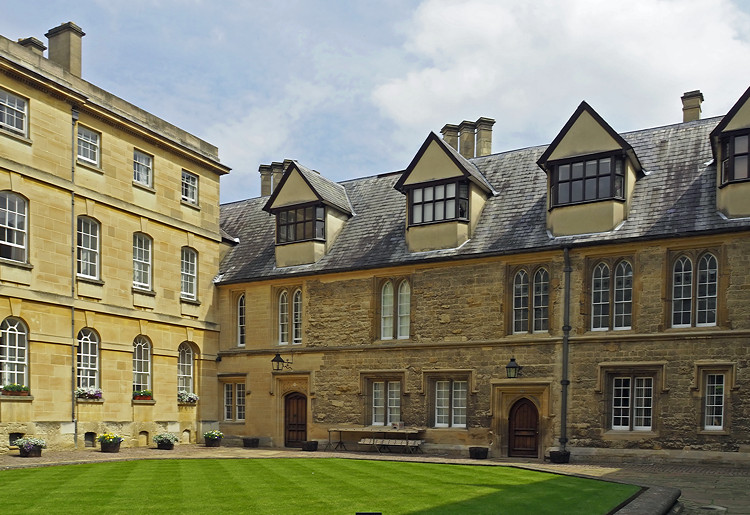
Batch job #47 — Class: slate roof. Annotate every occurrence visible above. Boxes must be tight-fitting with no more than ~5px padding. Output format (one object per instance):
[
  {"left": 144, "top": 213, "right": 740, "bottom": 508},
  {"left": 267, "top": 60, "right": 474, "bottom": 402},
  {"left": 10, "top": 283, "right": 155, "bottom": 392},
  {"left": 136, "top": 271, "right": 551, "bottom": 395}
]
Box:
[
  {"left": 217, "top": 116, "right": 750, "bottom": 284},
  {"left": 262, "top": 161, "right": 353, "bottom": 215}
]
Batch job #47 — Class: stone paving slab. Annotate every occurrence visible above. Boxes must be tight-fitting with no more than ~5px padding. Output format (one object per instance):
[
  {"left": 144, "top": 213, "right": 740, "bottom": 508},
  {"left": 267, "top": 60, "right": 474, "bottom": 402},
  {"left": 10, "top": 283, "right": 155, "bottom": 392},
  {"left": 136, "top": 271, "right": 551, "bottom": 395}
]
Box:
[{"left": 1, "top": 445, "right": 748, "bottom": 514}]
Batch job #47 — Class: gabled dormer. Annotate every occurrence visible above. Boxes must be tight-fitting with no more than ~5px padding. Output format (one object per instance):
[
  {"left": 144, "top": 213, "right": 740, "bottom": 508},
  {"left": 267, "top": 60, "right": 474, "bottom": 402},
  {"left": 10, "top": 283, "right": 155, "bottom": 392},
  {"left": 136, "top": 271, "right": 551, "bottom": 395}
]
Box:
[
  {"left": 710, "top": 85, "right": 750, "bottom": 219},
  {"left": 262, "top": 161, "right": 352, "bottom": 267},
  {"left": 537, "top": 101, "right": 642, "bottom": 237},
  {"left": 395, "top": 131, "right": 495, "bottom": 252}
]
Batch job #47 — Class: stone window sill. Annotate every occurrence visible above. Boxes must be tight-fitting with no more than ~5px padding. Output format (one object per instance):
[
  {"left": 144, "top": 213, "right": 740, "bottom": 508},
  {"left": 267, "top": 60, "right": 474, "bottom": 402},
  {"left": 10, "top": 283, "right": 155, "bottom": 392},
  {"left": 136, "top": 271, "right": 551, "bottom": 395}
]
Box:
[{"left": 132, "top": 399, "right": 156, "bottom": 405}]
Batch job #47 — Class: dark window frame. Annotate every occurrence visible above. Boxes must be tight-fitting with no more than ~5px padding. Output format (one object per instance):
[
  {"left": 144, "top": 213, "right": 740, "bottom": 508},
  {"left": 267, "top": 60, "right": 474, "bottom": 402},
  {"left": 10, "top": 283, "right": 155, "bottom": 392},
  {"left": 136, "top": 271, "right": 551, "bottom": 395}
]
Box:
[
  {"left": 550, "top": 151, "right": 625, "bottom": 208},
  {"left": 406, "top": 179, "right": 469, "bottom": 226},
  {"left": 275, "top": 203, "right": 325, "bottom": 244},
  {"left": 720, "top": 130, "right": 750, "bottom": 185}
]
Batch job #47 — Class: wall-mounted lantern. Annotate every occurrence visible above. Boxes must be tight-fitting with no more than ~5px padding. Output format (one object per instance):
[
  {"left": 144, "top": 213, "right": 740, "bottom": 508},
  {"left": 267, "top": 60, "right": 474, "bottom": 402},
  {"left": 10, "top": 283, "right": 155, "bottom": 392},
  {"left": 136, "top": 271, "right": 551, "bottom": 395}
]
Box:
[
  {"left": 505, "top": 358, "right": 523, "bottom": 378},
  {"left": 271, "top": 353, "right": 293, "bottom": 371}
]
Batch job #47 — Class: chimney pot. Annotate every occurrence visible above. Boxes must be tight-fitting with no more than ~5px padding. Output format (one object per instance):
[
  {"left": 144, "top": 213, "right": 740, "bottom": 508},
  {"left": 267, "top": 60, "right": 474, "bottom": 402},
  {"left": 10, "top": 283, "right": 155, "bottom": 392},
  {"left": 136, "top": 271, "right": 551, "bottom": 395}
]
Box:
[
  {"left": 17, "top": 37, "right": 47, "bottom": 56},
  {"left": 45, "top": 22, "right": 85, "bottom": 77},
  {"left": 458, "top": 120, "right": 477, "bottom": 159},
  {"left": 681, "top": 90, "right": 703, "bottom": 123}
]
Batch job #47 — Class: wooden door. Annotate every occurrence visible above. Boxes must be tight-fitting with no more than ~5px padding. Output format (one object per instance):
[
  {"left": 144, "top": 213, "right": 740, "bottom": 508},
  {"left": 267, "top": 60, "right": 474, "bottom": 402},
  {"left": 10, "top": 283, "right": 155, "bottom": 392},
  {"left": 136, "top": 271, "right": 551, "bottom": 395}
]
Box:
[
  {"left": 285, "top": 393, "right": 307, "bottom": 447},
  {"left": 508, "top": 398, "right": 539, "bottom": 457}
]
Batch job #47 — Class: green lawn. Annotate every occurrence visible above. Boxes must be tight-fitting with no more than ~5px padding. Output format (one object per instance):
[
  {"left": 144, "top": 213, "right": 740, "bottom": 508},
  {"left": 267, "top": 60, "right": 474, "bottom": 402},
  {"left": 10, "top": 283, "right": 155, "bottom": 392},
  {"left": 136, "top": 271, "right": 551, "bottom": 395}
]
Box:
[{"left": 0, "top": 458, "right": 639, "bottom": 514}]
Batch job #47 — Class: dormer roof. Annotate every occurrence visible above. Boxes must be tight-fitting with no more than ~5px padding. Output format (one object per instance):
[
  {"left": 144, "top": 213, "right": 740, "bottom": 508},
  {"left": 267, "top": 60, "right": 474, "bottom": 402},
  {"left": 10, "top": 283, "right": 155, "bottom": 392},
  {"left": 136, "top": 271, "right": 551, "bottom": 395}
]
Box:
[
  {"left": 536, "top": 101, "right": 642, "bottom": 175},
  {"left": 262, "top": 161, "right": 353, "bottom": 215},
  {"left": 709, "top": 84, "right": 750, "bottom": 155},
  {"left": 394, "top": 132, "right": 495, "bottom": 195}
]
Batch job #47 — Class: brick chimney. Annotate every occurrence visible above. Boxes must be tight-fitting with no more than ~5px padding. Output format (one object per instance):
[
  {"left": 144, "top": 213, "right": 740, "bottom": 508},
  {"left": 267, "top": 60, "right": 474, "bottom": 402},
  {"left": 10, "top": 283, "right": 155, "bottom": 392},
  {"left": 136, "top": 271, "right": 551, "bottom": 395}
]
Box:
[
  {"left": 440, "top": 124, "right": 459, "bottom": 151},
  {"left": 475, "top": 117, "right": 495, "bottom": 157},
  {"left": 17, "top": 37, "right": 47, "bottom": 57},
  {"left": 681, "top": 90, "right": 703, "bottom": 123},
  {"left": 458, "top": 120, "right": 476, "bottom": 159},
  {"left": 45, "top": 22, "right": 85, "bottom": 77}
]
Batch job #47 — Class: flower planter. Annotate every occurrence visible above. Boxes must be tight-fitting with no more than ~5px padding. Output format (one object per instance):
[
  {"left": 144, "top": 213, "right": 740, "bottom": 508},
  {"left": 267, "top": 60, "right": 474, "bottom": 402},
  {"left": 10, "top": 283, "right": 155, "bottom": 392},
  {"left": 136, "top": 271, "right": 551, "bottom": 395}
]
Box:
[
  {"left": 2, "top": 390, "right": 29, "bottom": 396},
  {"left": 301, "top": 441, "right": 318, "bottom": 452},
  {"left": 100, "top": 441, "right": 121, "bottom": 453},
  {"left": 243, "top": 437, "right": 260, "bottom": 448},
  {"left": 19, "top": 446, "right": 42, "bottom": 457},
  {"left": 549, "top": 450, "right": 570, "bottom": 464},
  {"left": 469, "top": 446, "right": 489, "bottom": 459},
  {"left": 157, "top": 441, "right": 175, "bottom": 450},
  {"left": 205, "top": 438, "right": 221, "bottom": 447},
  {"left": 133, "top": 395, "right": 153, "bottom": 400}
]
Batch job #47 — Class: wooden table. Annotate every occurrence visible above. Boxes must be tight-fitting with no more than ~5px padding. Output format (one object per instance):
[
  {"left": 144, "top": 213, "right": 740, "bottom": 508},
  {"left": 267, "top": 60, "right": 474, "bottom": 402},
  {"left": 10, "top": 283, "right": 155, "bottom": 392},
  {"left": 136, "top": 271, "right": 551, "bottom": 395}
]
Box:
[{"left": 324, "top": 426, "right": 425, "bottom": 453}]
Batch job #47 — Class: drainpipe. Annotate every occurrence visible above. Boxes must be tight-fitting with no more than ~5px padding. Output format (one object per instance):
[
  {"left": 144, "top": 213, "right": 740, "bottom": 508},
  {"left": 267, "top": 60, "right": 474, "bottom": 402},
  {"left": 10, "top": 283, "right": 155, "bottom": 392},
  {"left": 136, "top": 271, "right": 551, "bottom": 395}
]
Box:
[
  {"left": 559, "top": 246, "right": 572, "bottom": 454},
  {"left": 71, "top": 107, "right": 79, "bottom": 448}
]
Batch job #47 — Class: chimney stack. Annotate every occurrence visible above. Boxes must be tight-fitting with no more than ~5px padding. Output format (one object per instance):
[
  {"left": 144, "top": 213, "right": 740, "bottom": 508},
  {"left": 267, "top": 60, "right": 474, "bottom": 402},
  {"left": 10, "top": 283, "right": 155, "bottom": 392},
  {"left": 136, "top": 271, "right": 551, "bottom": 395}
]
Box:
[
  {"left": 259, "top": 164, "right": 273, "bottom": 196},
  {"left": 45, "top": 22, "right": 85, "bottom": 77},
  {"left": 270, "top": 162, "right": 285, "bottom": 190},
  {"left": 458, "top": 120, "right": 476, "bottom": 159},
  {"left": 17, "top": 37, "right": 47, "bottom": 57},
  {"left": 681, "top": 90, "right": 703, "bottom": 123},
  {"left": 475, "top": 117, "right": 495, "bottom": 157},
  {"left": 440, "top": 124, "right": 459, "bottom": 151}
]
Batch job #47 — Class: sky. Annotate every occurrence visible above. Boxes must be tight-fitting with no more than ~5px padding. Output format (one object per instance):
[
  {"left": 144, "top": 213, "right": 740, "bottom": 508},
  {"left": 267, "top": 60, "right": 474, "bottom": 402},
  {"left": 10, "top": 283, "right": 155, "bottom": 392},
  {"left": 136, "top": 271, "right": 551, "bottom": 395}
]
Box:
[{"left": 2, "top": 0, "right": 750, "bottom": 204}]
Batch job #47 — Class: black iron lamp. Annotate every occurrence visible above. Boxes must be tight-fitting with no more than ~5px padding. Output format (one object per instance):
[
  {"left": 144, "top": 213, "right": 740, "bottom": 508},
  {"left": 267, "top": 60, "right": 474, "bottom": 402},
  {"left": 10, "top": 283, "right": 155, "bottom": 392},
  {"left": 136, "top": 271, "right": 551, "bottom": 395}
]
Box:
[
  {"left": 271, "top": 353, "right": 292, "bottom": 371},
  {"left": 506, "top": 358, "right": 522, "bottom": 378}
]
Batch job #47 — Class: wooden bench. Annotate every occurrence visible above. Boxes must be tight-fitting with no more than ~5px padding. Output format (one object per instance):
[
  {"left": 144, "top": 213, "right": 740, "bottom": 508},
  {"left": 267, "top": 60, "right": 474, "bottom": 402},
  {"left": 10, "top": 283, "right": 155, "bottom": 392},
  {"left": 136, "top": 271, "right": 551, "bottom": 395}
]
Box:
[{"left": 358, "top": 438, "right": 424, "bottom": 453}]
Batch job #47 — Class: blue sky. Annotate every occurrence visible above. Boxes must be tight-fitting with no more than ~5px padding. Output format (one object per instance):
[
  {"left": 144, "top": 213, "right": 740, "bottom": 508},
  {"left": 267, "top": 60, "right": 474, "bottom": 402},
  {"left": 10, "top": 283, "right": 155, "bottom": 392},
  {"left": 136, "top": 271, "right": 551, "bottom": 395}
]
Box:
[{"left": 3, "top": 0, "right": 750, "bottom": 203}]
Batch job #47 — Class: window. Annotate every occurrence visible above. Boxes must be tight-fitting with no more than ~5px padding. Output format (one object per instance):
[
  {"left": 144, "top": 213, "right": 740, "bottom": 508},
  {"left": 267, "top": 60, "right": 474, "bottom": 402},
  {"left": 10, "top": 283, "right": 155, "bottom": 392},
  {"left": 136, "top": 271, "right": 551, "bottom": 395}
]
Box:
[
  {"left": 671, "top": 252, "right": 717, "bottom": 328},
  {"left": 512, "top": 268, "right": 549, "bottom": 334},
  {"left": 397, "top": 282, "right": 410, "bottom": 339},
  {"left": 380, "top": 279, "right": 411, "bottom": 340},
  {"left": 591, "top": 260, "right": 632, "bottom": 331},
  {"left": 0, "top": 88, "right": 27, "bottom": 136},
  {"left": 77, "top": 217, "right": 99, "bottom": 279},
  {"left": 276, "top": 205, "right": 325, "bottom": 244},
  {"left": 278, "top": 291, "right": 289, "bottom": 345},
  {"left": 180, "top": 247, "right": 197, "bottom": 300},
  {"left": 237, "top": 294, "right": 246, "bottom": 347},
  {"left": 372, "top": 380, "right": 400, "bottom": 425},
  {"left": 292, "top": 289, "right": 302, "bottom": 344},
  {"left": 133, "top": 149, "right": 153, "bottom": 187},
  {"left": 435, "top": 380, "right": 467, "bottom": 428},
  {"left": 132, "top": 336, "right": 151, "bottom": 391},
  {"left": 77, "top": 126, "right": 100, "bottom": 166},
  {"left": 177, "top": 342, "right": 194, "bottom": 393},
  {"left": 224, "top": 382, "right": 246, "bottom": 421},
  {"left": 132, "top": 233, "right": 152, "bottom": 290},
  {"left": 278, "top": 288, "right": 302, "bottom": 345},
  {"left": 720, "top": 132, "right": 749, "bottom": 184},
  {"left": 611, "top": 376, "right": 653, "bottom": 431},
  {"left": 408, "top": 180, "right": 469, "bottom": 225},
  {"left": 181, "top": 170, "right": 198, "bottom": 204},
  {"left": 0, "top": 317, "right": 28, "bottom": 386},
  {"left": 704, "top": 373, "right": 725, "bottom": 431},
  {"left": 551, "top": 153, "right": 624, "bottom": 207},
  {"left": 0, "top": 191, "right": 27, "bottom": 262},
  {"left": 380, "top": 282, "right": 394, "bottom": 339},
  {"left": 77, "top": 328, "right": 99, "bottom": 388}
]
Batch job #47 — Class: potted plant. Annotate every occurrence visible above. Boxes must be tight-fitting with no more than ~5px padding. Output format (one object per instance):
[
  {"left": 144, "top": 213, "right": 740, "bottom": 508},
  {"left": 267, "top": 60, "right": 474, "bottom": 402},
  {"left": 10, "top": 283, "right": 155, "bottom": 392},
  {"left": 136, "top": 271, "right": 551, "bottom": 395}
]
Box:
[
  {"left": 132, "top": 389, "right": 153, "bottom": 400},
  {"left": 13, "top": 437, "right": 46, "bottom": 457},
  {"left": 2, "top": 383, "right": 30, "bottom": 396},
  {"left": 177, "top": 391, "right": 199, "bottom": 403},
  {"left": 98, "top": 433, "right": 124, "bottom": 453},
  {"left": 153, "top": 432, "right": 178, "bottom": 450},
  {"left": 75, "top": 386, "right": 103, "bottom": 400},
  {"left": 203, "top": 430, "right": 223, "bottom": 447}
]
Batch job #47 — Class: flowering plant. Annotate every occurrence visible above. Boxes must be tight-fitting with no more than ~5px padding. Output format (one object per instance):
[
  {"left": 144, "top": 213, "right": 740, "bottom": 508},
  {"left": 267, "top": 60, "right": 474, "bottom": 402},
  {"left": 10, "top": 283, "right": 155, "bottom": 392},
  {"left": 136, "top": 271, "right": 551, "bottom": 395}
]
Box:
[
  {"left": 13, "top": 437, "right": 46, "bottom": 451},
  {"left": 76, "top": 386, "right": 103, "bottom": 399},
  {"left": 132, "top": 389, "right": 153, "bottom": 399},
  {"left": 153, "top": 432, "right": 178, "bottom": 444},
  {"left": 97, "top": 433, "right": 124, "bottom": 444},
  {"left": 2, "top": 383, "right": 30, "bottom": 392},
  {"left": 178, "top": 391, "right": 199, "bottom": 403},
  {"left": 203, "top": 430, "right": 223, "bottom": 440}
]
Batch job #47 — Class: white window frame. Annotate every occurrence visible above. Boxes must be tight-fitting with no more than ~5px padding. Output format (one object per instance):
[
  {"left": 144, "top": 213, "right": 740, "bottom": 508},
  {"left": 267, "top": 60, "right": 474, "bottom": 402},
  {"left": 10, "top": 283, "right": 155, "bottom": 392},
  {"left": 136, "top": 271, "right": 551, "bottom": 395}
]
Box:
[
  {"left": 613, "top": 261, "right": 633, "bottom": 330},
  {"left": 292, "top": 289, "right": 302, "bottom": 344},
  {"left": 278, "top": 291, "right": 289, "bottom": 345},
  {"left": 77, "top": 216, "right": 100, "bottom": 279},
  {"left": 181, "top": 170, "right": 198, "bottom": 204},
  {"left": 133, "top": 149, "right": 153, "bottom": 187},
  {"left": 704, "top": 373, "right": 724, "bottom": 431},
  {"left": 397, "top": 281, "right": 410, "bottom": 339},
  {"left": 237, "top": 294, "right": 246, "bottom": 347},
  {"left": 177, "top": 342, "right": 194, "bottom": 393},
  {"left": 591, "top": 263, "right": 610, "bottom": 330},
  {"left": 672, "top": 256, "right": 693, "bottom": 328},
  {"left": 132, "top": 336, "right": 151, "bottom": 391},
  {"left": 133, "top": 233, "right": 152, "bottom": 290},
  {"left": 513, "top": 270, "right": 529, "bottom": 333},
  {"left": 372, "top": 380, "right": 401, "bottom": 426},
  {"left": 696, "top": 254, "right": 718, "bottom": 327},
  {"left": 0, "top": 317, "right": 28, "bottom": 386},
  {"left": 224, "top": 382, "right": 246, "bottom": 421},
  {"left": 611, "top": 376, "right": 653, "bottom": 431},
  {"left": 435, "top": 379, "right": 467, "bottom": 428},
  {"left": 380, "top": 282, "right": 394, "bottom": 340},
  {"left": 532, "top": 268, "right": 550, "bottom": 333},
  {"left": 0, "top": 87, "right": 27, "bottom": 136},
  {"left": 0, "top": 191, "right": 27, "bottom": 263},
  {"left": 180, "top": 247, "right": 197, "bottom": 300},
  {"left": 77, "top": 328, "right": 99, "bottom": 388},
  {"left": 77, "top": 125, "right": 100, "bottom": 166}
]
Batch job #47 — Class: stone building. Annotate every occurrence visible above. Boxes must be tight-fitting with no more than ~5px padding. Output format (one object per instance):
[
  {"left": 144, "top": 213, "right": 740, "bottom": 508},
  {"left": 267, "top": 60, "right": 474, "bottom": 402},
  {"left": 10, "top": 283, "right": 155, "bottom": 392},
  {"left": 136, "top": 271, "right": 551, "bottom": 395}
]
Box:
[
  {"left": 217, "top": 89, "right": 750, "bottom": 461},
  {"left": 0, "top": 24, "right": 228, "bottom": 450}
]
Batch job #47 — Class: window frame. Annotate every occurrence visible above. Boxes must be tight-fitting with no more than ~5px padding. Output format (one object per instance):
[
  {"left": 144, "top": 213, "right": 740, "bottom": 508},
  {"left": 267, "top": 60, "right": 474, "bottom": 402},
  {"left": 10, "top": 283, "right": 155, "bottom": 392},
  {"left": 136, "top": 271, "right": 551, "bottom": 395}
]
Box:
[
  {"left": 223, "top": 381, "right": 246, "bottom": 421},
  {"left": 610, "top": 375, "right": 654, "bottom": 431},
  {"left": 275, "top": 203, "right": 325, "bottom": 244},
  {"left": 550, "top": 151, "right": 625, "bottom": 207},
  {"left": 0, "top": 317, "right": 28, "bottom": 387},
  {"left": 406, "top": 179, "right": 469, "bottom": 226},
  {"left": 434, "top": 379, "right": 468, "bottom": 428},
  {"left": 181, "top": 170, "right": 199, "bottom": 205},
  {"left": 588, "top": 258, "right": 633, "bottom": 331},
  {"left": 378, "top": 278, "right": 411, "bottom": 340},
  {"left": 511, "top": 266, "right": 549, "bottom": 334},
  {"left": 132, "top": 336, "right": 151, "bottom": 392},
  {"left": 180, "top": 247, "right": 198, "bottom": 301},
  {"left": 76, "top": 216, "right": 100, "bottom": 280},
  {"left": 76, "top": 328, "right": 99, "bottom": 389},
  {"left": 77, "top": 125, "right": 101, "bottom": 167},
  {"left": 133, "top": 149, "right": 153, "bottom": 188},
  {"left": 704, "top": 373, "right": 725, "bottom": 431},
  {"left": 371, "top": 379, "right": 401, "bottom": 426},
  {"left": 278, "top": 287, "right": 302, "bottom": 346},
  {"left": 177, "top": 342, "right": 194, "bottom": 394},
  {"left": 669, "top": 250, "right": 718, "bottom": 329},
  {"left": 0, "top": 191, "right": 28, "bottom": 263},
  {"left": 292, "top": 289, "right": 302, "bottom": 345},
  {"left": 0, "top": 87, "right": 28, "bottom": 137},
  {"left": 237, "top": 294, "right": 246, "bottom": 347},
  {"left": 132, "top": 233, "right": 152, "bottom": 290},
  {"left": 720, "top": 130, "right": 750, "bottom": 184}
]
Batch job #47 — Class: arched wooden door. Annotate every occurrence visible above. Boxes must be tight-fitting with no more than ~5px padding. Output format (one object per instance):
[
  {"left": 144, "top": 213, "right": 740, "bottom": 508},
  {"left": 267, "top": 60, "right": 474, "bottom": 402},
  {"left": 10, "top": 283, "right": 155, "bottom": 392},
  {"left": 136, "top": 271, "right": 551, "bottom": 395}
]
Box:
[
  {"left": 508, "top": 398, "right": 539, "bottom": 457},
  {"left": 284, "top": 393, "right": 307, "bottom": 447}
]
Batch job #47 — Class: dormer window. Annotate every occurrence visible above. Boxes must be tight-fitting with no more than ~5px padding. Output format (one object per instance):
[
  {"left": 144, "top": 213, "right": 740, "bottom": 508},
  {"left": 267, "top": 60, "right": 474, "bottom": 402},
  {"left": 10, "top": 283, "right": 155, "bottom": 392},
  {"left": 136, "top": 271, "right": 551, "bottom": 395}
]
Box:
[
  {"left": 408, "top": 180, "right": 469, "bottom": 226},
  {"left": 551, "top": 153, "right": 625, "bottom": 207},
  {"left": 720, "top": 132, "right": 749, "bottom": 184},
  {"left": 276, "top": 204, "right": 325, "bottom": 244}
]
